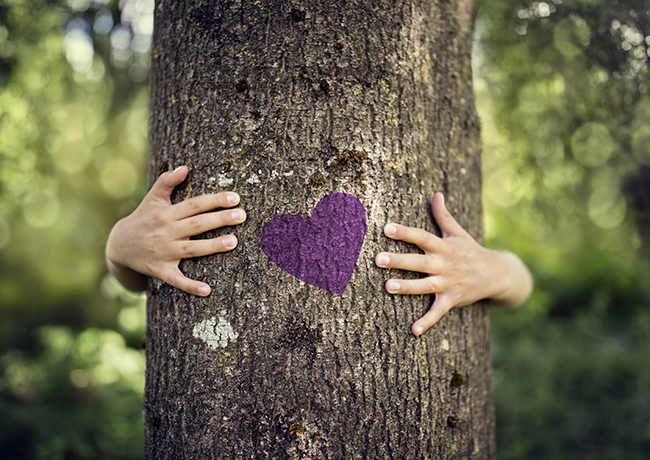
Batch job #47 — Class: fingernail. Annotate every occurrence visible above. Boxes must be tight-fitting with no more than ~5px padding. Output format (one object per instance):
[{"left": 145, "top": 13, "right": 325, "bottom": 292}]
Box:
[
  {"left": 223, "top": 235, "right": 237, "bottom": 248},
  {"left": 376, "top": 254, "right": 390, "bottom": 267},
  {"left": 227, "top": 193, "right": 239, "bottom": 205},
  {"left": 232, "top": 209, "right": 245, "bottom": 221},
  {"left": 198, "top": 286, "right": 210, "bottom": 296},
  {"left": 386, "top": 280, "right": 400, "bottom": 293},
  {"left": 385, "top": 224, "right": 397, "bottom": 236},
  {"left": 173, "top": 166, "right": 183, "bottom": 173},
  {"left": 414, "top": 326, "right": 424, "bottom": 336}
]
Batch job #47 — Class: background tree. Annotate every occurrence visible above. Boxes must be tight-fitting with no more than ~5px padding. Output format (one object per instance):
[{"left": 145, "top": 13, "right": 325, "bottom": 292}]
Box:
[{"left": 145, "top": 0, "right": 492, "bottom": 458}]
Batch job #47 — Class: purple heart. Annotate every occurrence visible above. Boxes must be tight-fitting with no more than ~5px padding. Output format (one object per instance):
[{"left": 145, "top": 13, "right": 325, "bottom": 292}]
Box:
[{"left": 260, "top": 193, "right": 366, "bottom": 295}]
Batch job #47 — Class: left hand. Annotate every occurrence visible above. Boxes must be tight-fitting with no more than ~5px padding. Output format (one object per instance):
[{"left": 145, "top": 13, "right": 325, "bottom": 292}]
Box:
[
  {"left": 375, "top": 193, "right": 511, "bottom": 336},
  {"left": 106, "top": 166, "right": 246, "bottom": 296}
]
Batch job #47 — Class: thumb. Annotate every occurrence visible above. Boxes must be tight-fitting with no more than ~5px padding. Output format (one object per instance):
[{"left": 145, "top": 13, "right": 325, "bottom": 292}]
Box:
[
  {"left": 431, "top": 192, "right": 463, "bottom": 238},
  {"left": 411, "top": 294, "right": 454, "bottom": 336},
  {"left": 149, "top": 166, "right": 189, "bottom": 203}
]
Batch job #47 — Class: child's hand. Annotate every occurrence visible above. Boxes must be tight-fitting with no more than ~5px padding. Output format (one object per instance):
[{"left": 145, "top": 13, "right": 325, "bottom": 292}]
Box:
[
  {"left": 375, "top": 193, "right": 532, "bottom": 336},
  {"left": 105, "top": 166, "right": 246, "bottom": 296}
]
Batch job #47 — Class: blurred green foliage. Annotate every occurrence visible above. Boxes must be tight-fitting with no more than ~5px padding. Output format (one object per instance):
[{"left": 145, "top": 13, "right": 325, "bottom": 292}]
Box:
[
  {"left": 475, "top": 0, "right": 650, "bottom": 457},
  {"left": 0, "top": 1, "right": 150, "bottom": 458},
  {"left": 1, "top": 0, "right": 649, "bottom": 459}
]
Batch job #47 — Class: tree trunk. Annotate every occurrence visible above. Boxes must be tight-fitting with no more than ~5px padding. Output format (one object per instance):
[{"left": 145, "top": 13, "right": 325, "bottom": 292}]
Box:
[{"left": 145, "top": 0, "right": 493, "bottom": 458}]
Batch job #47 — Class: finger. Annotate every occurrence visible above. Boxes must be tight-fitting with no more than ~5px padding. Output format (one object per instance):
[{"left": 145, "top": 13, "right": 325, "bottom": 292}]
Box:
[
  {"left": 172, "top": 234, "right": 238, "bottom": 259},
  {"left": 174, "top": 208, "right": 246, "bottom": 238},
  {"left": 171, "top": 192, "right": 241, "bottom": 220},
  {"left": 431, "top": 193, "right": 464, "bottom": 238},
  {"left": 160, "top": 267, "right": 212, "bottom": 297},
  {"left": 412, "top": 295, "right": 454, "bottom": 336},
  {"left": 375, "top": 252, "right": 441, "bottom": 274},
  {"left": 384, "top": 223, "right": 440, "bottom": 253},
  {"left": 149, "top": 166, "right": 189, "bottom": 203},
  {"left": 384, "top": 276, "right": 443, "bottom": 295}
]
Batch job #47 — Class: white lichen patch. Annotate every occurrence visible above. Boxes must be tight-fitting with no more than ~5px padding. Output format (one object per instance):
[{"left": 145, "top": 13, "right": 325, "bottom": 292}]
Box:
[
  {"left": 193, "top": 316, "right": 238, "bottom": 350},
  {"left": 441, "top": 339, "right": 450, "bottom": 351},
  {"left": 283, "top": 171, "right": 294, "bottom": 177},
  {"left": 246, "top": 173, "right": 260, "bottom": 184},
  {"left": 218, "top": 174, "right": 234, "bottom": 187}
]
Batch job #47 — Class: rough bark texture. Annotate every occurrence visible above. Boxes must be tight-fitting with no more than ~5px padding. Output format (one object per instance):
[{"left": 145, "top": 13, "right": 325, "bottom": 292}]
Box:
[{"left": 145, "top": 0, "right": 493, "bottom": 458}]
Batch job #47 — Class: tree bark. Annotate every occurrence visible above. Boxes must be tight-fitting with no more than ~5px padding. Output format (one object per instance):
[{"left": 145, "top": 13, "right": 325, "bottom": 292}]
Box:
[{"left": 145, "top": 0, "right": 493, "bottom": 458}]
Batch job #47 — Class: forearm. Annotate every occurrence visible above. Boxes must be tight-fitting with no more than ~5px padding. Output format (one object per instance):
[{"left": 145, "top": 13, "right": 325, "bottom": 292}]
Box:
[
  {"left": 106, "top": 257, "right": 148, "bottom": 292},
  {"left": 489, "top": 250, "right": 533, "bottom": 308}
]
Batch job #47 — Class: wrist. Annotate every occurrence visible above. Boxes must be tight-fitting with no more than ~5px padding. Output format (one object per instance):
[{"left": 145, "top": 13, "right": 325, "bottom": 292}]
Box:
[
  {"left": 487, "top": 250, "right": 532, "bottom": 308},
  {"left": 488, "top": 249, "right": 512, "bottom": 302},
  {"left": 106, "top": 221, "right": 148, "bottom": 292}
]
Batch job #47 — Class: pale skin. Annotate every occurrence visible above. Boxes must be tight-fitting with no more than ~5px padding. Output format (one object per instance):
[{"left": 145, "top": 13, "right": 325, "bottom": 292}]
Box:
[
  {"left": 106, "top": 166, "right": 246, "bottom": 297},
  {"left": 374, "top": 192, "right": 533, "bottom": 336},
  {"left": 106, "top": 167, "right": 532, "bottom": 335}
]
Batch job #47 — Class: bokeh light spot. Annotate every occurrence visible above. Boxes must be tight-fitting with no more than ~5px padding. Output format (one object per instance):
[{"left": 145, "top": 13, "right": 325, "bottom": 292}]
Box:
[
  {"left": 631, "top": 125, "right": 650, "bottom": 166},
  {"left": 23, "top": 189, "right": 60, "bottom": 228},
  {"left": 64, "top": 29, "right": 94, "bottom": 73},
  {"left": 588, "top": 188, "right": 627, "bottom": 229},
  {"left": 571, "top": 122, "right": 617, "bottom": 168},
  {"left": 486, "top": 168, "right": 522, "bottom": 208},
  {"left": 100, "top": 158, "right": 137, "bottom": 198},
  {"left": 93, "top": 10, "right": 114, "bottom": 35},
  {"left": 69, "top": 369, "right": 89, "bottom": 388},
  {"left": 118, "top": 305, "right": 146, "bottom": 334}
]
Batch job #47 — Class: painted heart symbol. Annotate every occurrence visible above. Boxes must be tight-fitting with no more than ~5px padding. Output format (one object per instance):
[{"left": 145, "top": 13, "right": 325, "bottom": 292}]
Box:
[{"left": 260, "top": 193, "right": 366, "bottom": 295}]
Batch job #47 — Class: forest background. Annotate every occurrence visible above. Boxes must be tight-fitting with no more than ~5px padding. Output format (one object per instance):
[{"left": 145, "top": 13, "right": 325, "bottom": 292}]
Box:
[{"left": 1, "top": 0, "right": 649, "bottom": 459}]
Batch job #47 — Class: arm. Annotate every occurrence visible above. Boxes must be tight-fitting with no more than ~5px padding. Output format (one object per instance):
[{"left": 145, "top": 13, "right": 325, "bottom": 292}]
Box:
[
  {"left": 105, "top": 166, "right": 247, "bottom": 296},
  {"left": 375, "top": 192, "right": 532, "bottom": 336},
  {"left": 487, "top": 250, "right": 533, "bottom": 309}
]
